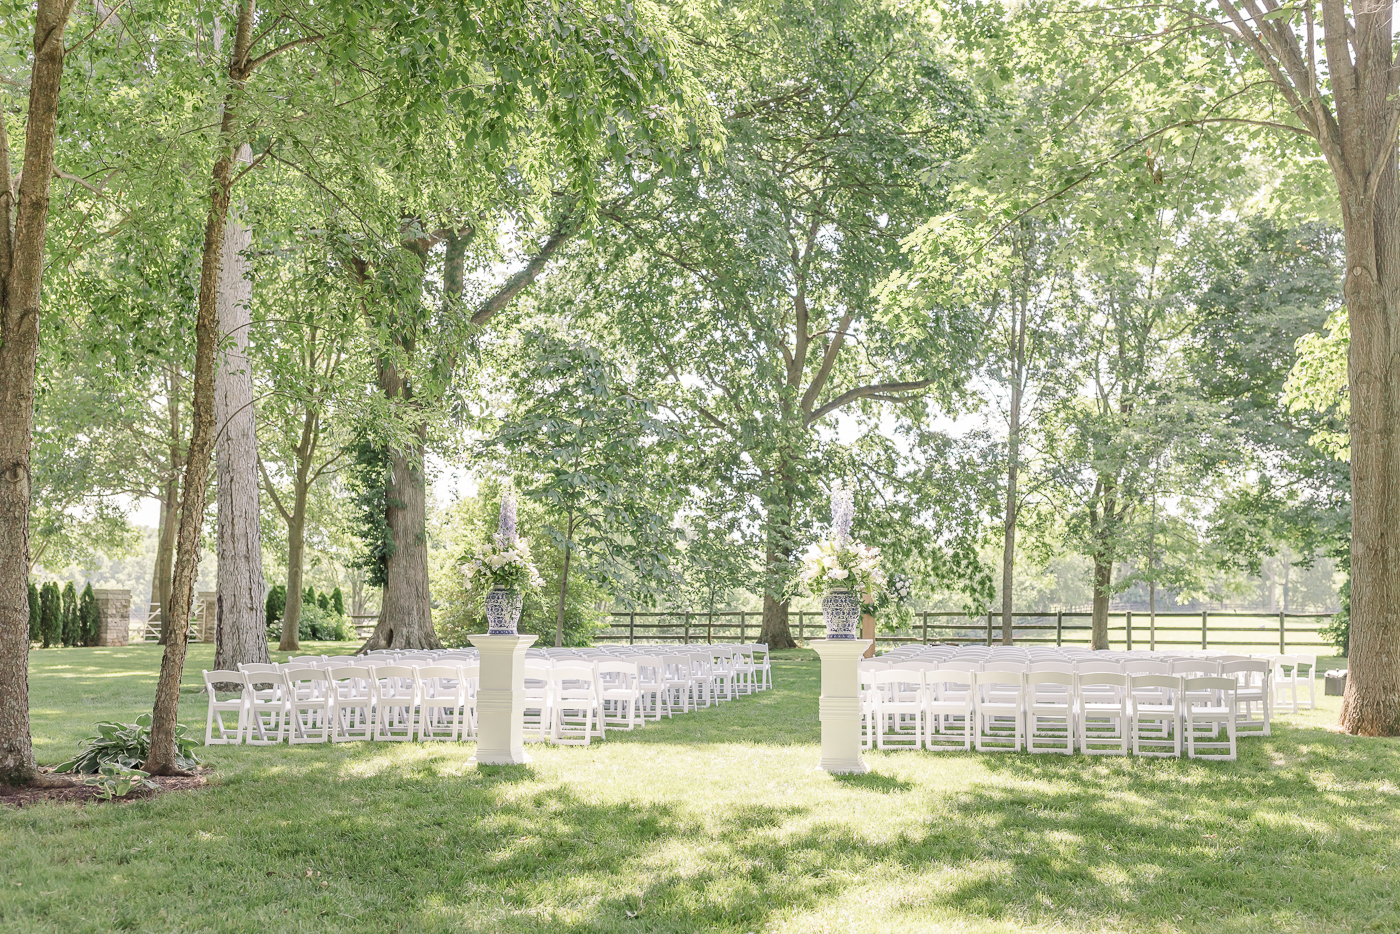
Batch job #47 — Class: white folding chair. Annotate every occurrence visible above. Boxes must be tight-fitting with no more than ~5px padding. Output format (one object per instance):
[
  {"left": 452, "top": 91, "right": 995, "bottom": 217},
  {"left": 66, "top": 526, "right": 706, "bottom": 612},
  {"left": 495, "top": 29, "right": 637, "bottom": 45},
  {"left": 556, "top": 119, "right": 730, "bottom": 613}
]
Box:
[
  {"left": 1078, "top": 673, "right": 1129, "bottom": 756},
  {"left": 1221, "top": 659, "right": 1271, "bottom": 736},
  {"left": 1026, "top": 671, "right": 1075, "bottom": 754},
  {"left": 418, "top": 665, "right": 467, "bottom": 741},
  {"left": 239, "top": 662, "right": 289, "bottom": 745},
  {"left": 595, "top": 660, "right": 642, "bottom": 730},
  {"left": 1272, "top": 654, "right": 1300, "bottom": 714},
  {"left": 203, "top": 669, "right": 249, "bottom": 745},
  {"left": 751, "top": 644, "right": 772, "bottom": 690},
  {"left": 373, "top": 665, "right": 420, "bottom": 741},
  {"left": 974, "top": 670, "right": 1025, "bottom": 752},
  {"left": 550, "top": 666, "right": 600, "bottom": 745},
  {"left": 732, "top": 646, "right": 758, "bottom": 695},
  {"left": 1294, "top": 653, "right": 1318, "bottom": 710},
  {"left": 688, "top": 652, "right": 717, "bottom": 708},
  {"left": 328, "top": 665, "right": 376, "bottom": 742},
  {"left": 283, "top": 667, "right": 333, "bottom": 744},
  {"left": 523, "top": 659, "right": 553, "bottom": 741},
  {"left": 1185, "top": 676, "right": 1238, "bottom": 760},
  {"left": 627, "top": 655, "right": 668, "bottom": 720},
  {"left": 925, "top": 669, "right": 975, "bottom": 751},
  {"left": 871, "top": 669, "right": 924, "bottom": 750},
  {"left": 661, "top": 655, "right": 694, "bottom": 715},
  {"left": 1130, "top": 674, "right": 1182, "bottom": 758}
]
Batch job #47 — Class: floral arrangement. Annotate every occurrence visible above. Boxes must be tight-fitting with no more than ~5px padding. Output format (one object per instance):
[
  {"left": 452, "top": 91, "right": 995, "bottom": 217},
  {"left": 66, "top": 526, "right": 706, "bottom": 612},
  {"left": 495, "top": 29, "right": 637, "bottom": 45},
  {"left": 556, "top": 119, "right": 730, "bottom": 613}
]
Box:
[
  {"left": 461, "top": 492, "right": 544, "bottom": 593},
  {"left": 863, "top": 571, "right": 912, "bottom": 617},
  {"left": 791, "top": 486, "right": 887, "bottom": 600}
]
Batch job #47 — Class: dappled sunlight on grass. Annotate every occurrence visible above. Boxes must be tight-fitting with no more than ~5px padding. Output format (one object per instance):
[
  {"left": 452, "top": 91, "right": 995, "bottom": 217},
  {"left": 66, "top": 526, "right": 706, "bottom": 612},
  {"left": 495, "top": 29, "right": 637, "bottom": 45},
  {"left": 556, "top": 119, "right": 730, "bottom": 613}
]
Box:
[{"left": 5, "top": 646, "right": 1399, "bottom": 932}]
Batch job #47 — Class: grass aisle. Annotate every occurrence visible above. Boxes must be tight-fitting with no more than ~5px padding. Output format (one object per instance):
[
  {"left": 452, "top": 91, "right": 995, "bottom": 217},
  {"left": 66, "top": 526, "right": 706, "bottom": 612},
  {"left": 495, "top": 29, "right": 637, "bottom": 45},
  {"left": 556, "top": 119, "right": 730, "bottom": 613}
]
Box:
[{"left": 2, "top": 645, "right": 1397, "bottom": 933}]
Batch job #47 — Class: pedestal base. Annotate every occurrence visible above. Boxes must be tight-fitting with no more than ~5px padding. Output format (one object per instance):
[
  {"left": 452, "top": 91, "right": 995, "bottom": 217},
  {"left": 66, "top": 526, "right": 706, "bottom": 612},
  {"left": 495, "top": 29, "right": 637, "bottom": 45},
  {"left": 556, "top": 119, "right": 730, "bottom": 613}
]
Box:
[
  {"left": 466, "top": 633, "right": 538, "bottom": 766},
  {"left": 811, "top": 637, "right": 873, "bottom": 774}
]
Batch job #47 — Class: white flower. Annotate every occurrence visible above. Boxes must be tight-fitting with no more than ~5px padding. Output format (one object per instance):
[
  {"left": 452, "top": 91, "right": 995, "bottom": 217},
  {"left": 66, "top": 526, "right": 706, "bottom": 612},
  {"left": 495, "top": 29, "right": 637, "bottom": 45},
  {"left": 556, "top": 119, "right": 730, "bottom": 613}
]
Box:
[{"left": 827, "top": 568, "right": 849, "bottom": 580}]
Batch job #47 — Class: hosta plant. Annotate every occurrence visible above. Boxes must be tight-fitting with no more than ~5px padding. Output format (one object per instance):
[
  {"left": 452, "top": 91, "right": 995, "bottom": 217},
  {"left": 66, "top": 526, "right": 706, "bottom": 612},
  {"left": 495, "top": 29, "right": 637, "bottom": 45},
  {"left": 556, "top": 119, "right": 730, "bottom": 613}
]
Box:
[{"left": 55, "top": 714, "right": 201, "bottom": 774}]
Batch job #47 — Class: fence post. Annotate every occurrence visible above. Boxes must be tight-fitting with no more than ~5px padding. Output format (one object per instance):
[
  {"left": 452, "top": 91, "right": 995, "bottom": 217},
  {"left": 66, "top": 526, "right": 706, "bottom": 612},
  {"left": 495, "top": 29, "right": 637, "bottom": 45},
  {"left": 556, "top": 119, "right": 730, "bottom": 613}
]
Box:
[
  {"left": 798, "top": 611, "right": 805, "bottom": 642},
  {"left": 922, "top": 612, "right": 929, "bottom": 645},
  {"left": 629, "top": 612, "right": 636, "bottom": 644},
  {"left": 1150, "top": 611, "right": 1156, "bottom": 651},
  {"left": 732, "top": 613, "right": 737, "bottom": 644},
  {"left": 715, "top": 613, "right": 720, "bottom": 644},
  {"left": 684, "top": 613, "right": 690, "bottom": 644},
  {"left": 1279, "top": 611, "right": 1286, "bottom": 653},
  {"left": 1126, "top": 610, "right": 1133, "bottom": 651},
  {"left": 986, "top": 612, "right": 993, "bottom": 646},
  {"left": 1201, "top": 610, "right": 1208, "bottom": 649}
]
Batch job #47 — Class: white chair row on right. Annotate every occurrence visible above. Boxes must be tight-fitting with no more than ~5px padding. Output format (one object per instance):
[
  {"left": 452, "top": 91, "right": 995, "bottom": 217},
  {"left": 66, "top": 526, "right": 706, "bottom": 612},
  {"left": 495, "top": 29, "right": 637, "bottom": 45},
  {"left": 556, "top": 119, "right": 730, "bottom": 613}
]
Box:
[{"left": 861, "top": 667, "right": 1260, "bottom": 760}]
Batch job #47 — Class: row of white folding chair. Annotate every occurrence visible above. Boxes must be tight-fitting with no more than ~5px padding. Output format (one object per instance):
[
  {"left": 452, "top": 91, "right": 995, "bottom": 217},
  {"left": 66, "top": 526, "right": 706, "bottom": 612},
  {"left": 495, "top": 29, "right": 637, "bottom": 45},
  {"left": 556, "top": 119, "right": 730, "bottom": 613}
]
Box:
[
  {"left": 863, "top": 668, "right": 1239, "bottom": 759},
  {"left": 222, "top": 663, "right": 478, "bottom": 744}
]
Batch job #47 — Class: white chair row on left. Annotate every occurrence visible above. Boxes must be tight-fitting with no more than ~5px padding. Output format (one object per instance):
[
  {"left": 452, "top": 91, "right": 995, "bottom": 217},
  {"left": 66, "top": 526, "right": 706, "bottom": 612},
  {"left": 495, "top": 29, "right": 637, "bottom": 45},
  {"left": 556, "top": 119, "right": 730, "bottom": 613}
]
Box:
[{"left": 202, "top": 664, "right": 479, "bottom": 746}]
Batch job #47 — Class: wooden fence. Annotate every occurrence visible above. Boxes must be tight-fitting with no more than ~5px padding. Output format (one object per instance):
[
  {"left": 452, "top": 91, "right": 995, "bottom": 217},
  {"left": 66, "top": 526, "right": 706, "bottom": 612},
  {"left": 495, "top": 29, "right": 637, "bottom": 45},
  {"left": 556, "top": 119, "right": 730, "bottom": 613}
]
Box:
[{"left": 597, "top": 609, "right": 1336, "bottom": 653}]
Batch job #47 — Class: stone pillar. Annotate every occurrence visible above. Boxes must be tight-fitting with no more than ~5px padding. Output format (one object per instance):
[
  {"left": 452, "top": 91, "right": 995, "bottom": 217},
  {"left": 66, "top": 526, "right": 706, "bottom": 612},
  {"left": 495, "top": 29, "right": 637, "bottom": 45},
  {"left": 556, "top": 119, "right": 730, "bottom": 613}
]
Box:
[
  {"left": 93, "top": 589, "right": 132, "bottom": 647},
  {"left": 466, "top": 633, "right": 537, "bottom": 766},
  {"left": 812, "top": 637, "right": 873, "bottom": 774},
  {"left": 197, "top": 591, "right": 217, "bottom": 643}
]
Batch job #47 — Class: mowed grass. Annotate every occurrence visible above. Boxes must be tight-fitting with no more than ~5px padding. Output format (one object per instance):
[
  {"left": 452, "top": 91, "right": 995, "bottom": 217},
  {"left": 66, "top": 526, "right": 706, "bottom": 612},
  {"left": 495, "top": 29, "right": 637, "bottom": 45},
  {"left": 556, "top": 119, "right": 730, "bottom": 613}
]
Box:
[{"left": 2, "top": 645, "right": 1396, "bottom": 934}]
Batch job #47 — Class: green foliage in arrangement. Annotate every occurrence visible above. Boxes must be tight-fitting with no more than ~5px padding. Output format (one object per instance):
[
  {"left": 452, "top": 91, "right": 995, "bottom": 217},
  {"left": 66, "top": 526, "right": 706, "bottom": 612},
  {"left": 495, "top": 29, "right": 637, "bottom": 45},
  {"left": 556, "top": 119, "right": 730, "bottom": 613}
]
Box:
[
  {"left": 61, "top": 581, "right": 79, "bottom": 648},
  {"left": 79, "top": 582, "right": 99, "bottom": 647},
  {"left": 39, "top": 582, "right": 61, "bottom": 649},
  {"left": 28, "top": 581, "right": 39, "bottom": 643},
  {"left": 265, "top": 584, "right": 287, "bottom": 632},
  {"left": 54, "top": 714, "right": 200, "bottom": 775}
]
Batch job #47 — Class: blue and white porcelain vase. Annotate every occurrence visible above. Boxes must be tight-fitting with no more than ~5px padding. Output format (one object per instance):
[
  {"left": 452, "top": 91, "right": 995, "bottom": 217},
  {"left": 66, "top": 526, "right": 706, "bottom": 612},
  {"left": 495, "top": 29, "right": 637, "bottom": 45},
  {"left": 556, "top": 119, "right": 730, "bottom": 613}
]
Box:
[
  {"left": 484, "top": 586, "right": 523, "bottom": 636},
  {"left": 822, "top": 587, "right": 861, "bottom": 640}
]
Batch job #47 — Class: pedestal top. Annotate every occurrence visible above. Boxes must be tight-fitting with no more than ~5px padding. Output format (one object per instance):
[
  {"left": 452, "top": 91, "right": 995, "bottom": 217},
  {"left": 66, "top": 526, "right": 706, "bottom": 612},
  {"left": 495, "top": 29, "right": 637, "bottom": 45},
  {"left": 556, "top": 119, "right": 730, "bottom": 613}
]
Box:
[
  {"left": 467, "top": 633, "right": 538, "bottom": 651},
  {"left": 810, "top": 638, "right": 873, "bottom": 658}
]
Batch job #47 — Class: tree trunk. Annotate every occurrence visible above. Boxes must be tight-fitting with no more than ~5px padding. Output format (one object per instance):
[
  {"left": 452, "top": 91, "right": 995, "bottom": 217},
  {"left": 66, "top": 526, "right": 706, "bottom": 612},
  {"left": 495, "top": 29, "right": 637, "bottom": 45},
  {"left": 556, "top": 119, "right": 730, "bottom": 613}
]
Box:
[
  {"left": 213, "top": 144, "right": 267, "bottom": 672},
  {"left": 0, "top": 0, "right": 74, "bottom": 787},
  {"left": 1339, "top": 180, "right": 1400, "bottom": 735},
  {"left": 1000, "top": 377, "right": 1022, "bottom": 645},
  {"left": 1090, "top": 551, "right": 1111, "bottom": 651},
  {"left": 144, "top": 0, "right": 255, "bottom": 777},
  {"left": 278, "top": 480, "right": 309, "bottom": 652},
  {"left": 757, "top": 466, "right": 797, "bottom": 649},
  {"left": 154, "top": 369, "right": 181, "bottom": 643},
  {"left": 860, "top": 613, "right": 876, "bottom": 658},
  {"left": 362, "top": 429, "right": 438, "bottom": 650},
  {"left": 555, "top": 509, "right": 574, "bottom": 647}
]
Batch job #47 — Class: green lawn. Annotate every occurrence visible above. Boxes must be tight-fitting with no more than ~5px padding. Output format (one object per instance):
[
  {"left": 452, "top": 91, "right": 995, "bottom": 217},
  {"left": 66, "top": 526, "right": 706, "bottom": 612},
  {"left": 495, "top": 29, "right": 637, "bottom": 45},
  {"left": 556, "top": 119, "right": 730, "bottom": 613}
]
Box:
[{"left": 4, "top": 644, "right": 1398, "bottom": 933}]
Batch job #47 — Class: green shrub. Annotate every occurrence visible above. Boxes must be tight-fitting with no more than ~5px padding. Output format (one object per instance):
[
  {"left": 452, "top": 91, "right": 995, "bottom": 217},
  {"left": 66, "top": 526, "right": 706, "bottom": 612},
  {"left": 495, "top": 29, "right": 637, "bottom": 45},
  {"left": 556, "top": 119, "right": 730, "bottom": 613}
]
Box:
[
  {"left": 55, "top": 714, "right": 201, "bottom": 774},
  {"left": 303, "top": 585, "right": 316, "bottom": 609},
  {"left": 61, "top": 581, "right": 79, "bottom": 647},
  {"left": 265, "top": 584, "right": 286, "bottom": 635},
  {"left": 297, "top": 602, "right": 353, "bottom": 641},
  {"left": 79, "top": 763, "right": 156, "bottom": 800},
  {"left": 316, "top": 591, "right": 330, "bottom": 612},
  {"left": 40, "top": 581, "right": 61, "bottom": 648},
  {"left": 27, "top": 581, "right": 39, "bottom": 642},
  {"left": 79, "top": 582, "right": 99, "bottom": 646},
  {"left": 330, "top": 587, "right": 345, "bottom": 616}
]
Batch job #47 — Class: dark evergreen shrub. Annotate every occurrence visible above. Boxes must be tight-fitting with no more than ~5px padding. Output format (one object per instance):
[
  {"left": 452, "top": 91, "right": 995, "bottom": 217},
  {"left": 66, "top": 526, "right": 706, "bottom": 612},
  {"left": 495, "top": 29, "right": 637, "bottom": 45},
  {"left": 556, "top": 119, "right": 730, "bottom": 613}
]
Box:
[
  {"left": 265, "top": 584, "right": 286, "bottom": 635},
  {"left": 28, "top": 581, "right": 39, "bottom": 642},
  {"left": 61, "top": 581, "right": 79, "bottom": 647},
  {"left": 79, "top": 582, "right": 99, "bottom": 646},
  {"left": 40, "top": 582, "right": 61, "bottom": 648},
  {"left": 330, "top": 587, "right": 345, "bottom": 616}
]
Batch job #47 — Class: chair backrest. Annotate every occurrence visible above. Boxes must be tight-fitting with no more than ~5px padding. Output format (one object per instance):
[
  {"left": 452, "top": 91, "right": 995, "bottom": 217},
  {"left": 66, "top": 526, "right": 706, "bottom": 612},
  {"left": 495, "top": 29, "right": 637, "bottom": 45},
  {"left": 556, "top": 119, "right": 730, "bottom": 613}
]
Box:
[
  {"left": 595, "top": 659, "right": 638, "bottom": 684},
  {"left": 1293, "top": 653, "right": 1317, "bottom": 672},
  {"left": 1184, "top": 676, "right": 1238, "bottom": 701},
  {"left": 872, "top": 668, "right": 924, "bottom": 689},
  {"left": 1078, "top": 672, "right": 1128, "bottom": 689},
  {"left": 1130, "top": 674, "right": 1182, "bottom": 694},
  {"left": 550, "top": 666, "right": 596, "bottom": 696},
  {"left": 1027, "top": 670, "right": 1074, "bottom": 688},
  {"left": 1075, "top": 659, "right": 1123, "bottom": 674},
  {"left": 416, "top": 664, "right": 461, "bottom": 681},
  {"left": 282, "top": 666, "right": 329, "bottom": 692},
  {"left": 939, "top": 658, "right": 982, "bottom": 672},
  {"left": 1169, "top": 657, "right": 1219, "bottom": 676},
  {"left": 977, "top": 669, "right": 1025, "bottom": 690},
  {"left": 928, "top": 668, "right": 975, "bottom": 689},
  {"left": 1220, "top": 659, "right": 1268, "bottom": 681},
  {"left": 327, "top": 665, "right": 375, "bottom": 689},
  {"left": 1123, "top": 659, "right": 1171, "bottom": 676},
  {"left": 373, "top": 665, "right": 419, "bottom": 697},
  {"left": 203, "top": 669, "right": 247, "bottom": 692},
  {"left": 1030, "top": 660, "right": 1074, "bottom": 673}
]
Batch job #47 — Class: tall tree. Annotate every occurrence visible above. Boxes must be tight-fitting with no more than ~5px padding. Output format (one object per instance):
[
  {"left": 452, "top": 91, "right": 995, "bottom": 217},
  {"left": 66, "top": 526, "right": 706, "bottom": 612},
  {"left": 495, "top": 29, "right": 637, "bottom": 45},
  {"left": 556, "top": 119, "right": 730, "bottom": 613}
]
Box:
[
  {"left": 213, "top": 143, "right": 268, "bottom": 671},
  {"left": 569, "top": 0, "right": 981, "bottom": 647},
  {"left": 0, "top": 0, "right": 75, "bottom": 786},
  {"left": 1187, "top": 0, "right": 1400, "bottom": 734}
]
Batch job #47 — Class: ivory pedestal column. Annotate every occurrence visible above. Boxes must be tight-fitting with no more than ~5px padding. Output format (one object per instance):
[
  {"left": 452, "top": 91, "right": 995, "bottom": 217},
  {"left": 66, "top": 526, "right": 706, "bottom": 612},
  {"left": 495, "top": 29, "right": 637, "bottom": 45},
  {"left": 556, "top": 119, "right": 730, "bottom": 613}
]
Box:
[
  {"left": 466, "top": 633, "right": 537, "bottom": 766},
  {"left": 812, "top": 637, "right": 873, "bottom": 774}
]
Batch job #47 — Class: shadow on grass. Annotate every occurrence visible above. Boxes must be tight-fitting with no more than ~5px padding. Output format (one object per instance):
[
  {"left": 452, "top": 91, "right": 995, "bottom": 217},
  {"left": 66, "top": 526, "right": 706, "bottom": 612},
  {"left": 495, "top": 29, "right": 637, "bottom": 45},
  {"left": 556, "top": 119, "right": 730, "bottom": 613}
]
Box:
[{"left": 832, "top": 770, "right": 913, "bottom": 793}]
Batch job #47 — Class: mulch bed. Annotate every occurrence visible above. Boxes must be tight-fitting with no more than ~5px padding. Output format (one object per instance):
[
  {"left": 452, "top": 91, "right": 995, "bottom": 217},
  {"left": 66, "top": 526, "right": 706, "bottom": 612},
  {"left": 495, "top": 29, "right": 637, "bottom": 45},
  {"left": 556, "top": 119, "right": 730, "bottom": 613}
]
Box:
[{"left": 0, "top": 768, "right": 210, "bottom": 808}]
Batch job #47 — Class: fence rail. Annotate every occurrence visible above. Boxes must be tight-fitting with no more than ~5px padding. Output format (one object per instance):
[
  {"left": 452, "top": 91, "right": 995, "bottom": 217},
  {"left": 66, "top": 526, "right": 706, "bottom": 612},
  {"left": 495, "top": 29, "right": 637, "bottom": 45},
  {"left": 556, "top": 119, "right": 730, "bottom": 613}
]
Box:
[{"left": 597, "top": 609, "right": 1335, "bottom": 653}]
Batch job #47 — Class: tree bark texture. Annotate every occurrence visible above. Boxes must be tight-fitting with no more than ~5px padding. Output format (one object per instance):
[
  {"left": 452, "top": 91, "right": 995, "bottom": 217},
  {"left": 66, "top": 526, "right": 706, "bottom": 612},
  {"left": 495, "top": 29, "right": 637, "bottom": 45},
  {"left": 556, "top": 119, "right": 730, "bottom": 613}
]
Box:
[
  {"left": 213, "top": 146, "right": 268, "bottom": 672},
  {"left": 555, "top": 509, "right": 575, "bottom": 647},
  {"left": 0, "top": 0, "right": 74, "bottom": 786},
  {"left": 1090, "top": 552, "right": 1112, "bottom": 651},
  {"left": 278, "top": 477, "right": 309, "bottom": 652},
  {"left": 144, "top": 0, "right": 255, "bottom": 776},
  {"left": 1000, "top": 377, "right": 1022, "bottom": 646},
  {"left": 154, "top": 368, "right": 182, "bottom": 643},
  {"left": 363, "top": 427, "right": 438, "bottom": 650}
]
